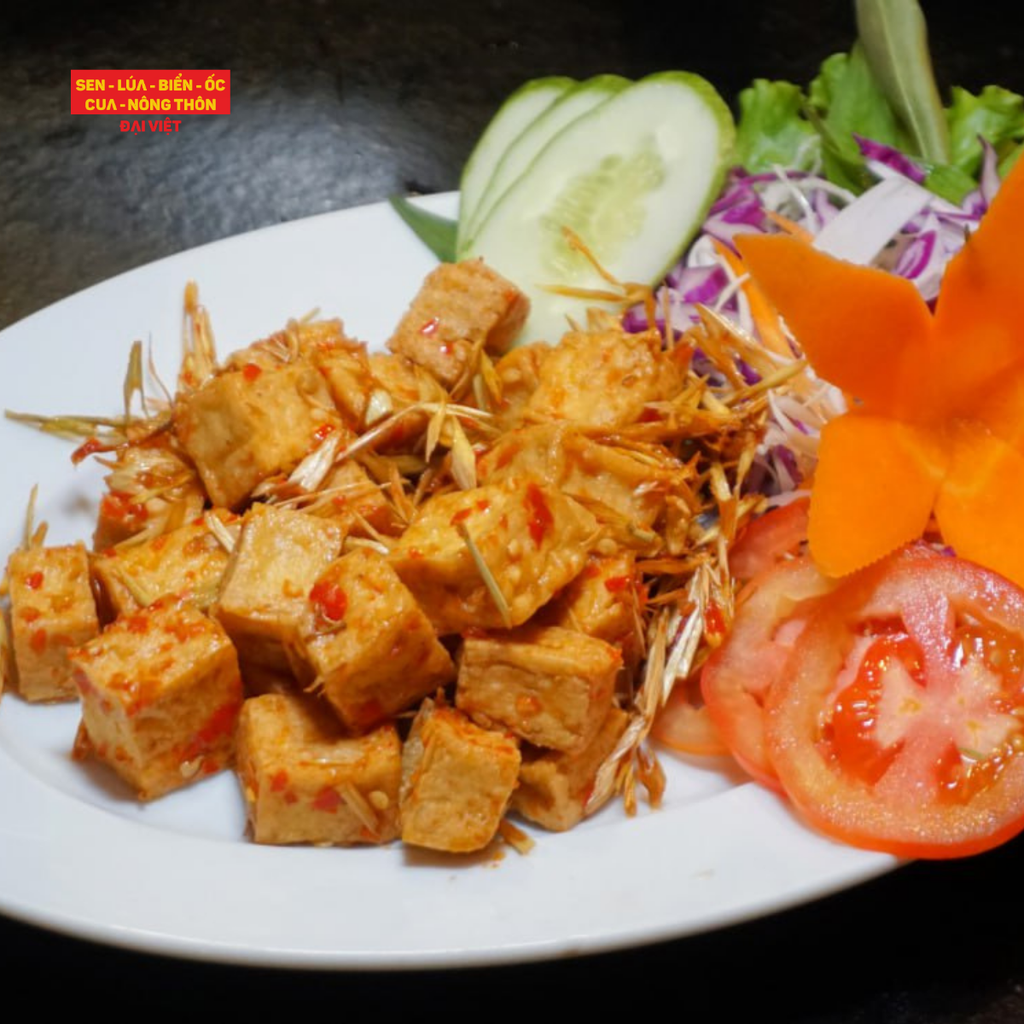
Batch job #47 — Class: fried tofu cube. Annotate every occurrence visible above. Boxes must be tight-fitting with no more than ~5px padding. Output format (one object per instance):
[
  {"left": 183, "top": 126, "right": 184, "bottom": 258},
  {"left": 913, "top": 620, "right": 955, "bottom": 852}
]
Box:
[
  {"left": 69, "top": 600, "right": 243, "bottom": 799},
  {"left": 6, "top": 544, "right": 99, "bottom": 702},
  {"left": 287, "top": 549, "right": 454, "bottom": 732},
  {"left": 305, "top": 336, "right": 380, "bottom": 432},
  {"left": 400, "top": 698, "right": 520, "bottom": 853},
  {"left": 174, "top": 360, "right": 340, "bottom": 509},
  {"left": 236, "top": 692, "right": 402, "bottom": 845},
  {"left": 91, "top": 510, "right": 237, "bottom": 618},
  {"left": 541, "top": 553, "right": 642, "bottom": 664},
  {"left": 213, "top": 505, "right": 344, "bottom": 672},
  {"left": 490, "top": 340, "right": 550, "bottom": 427},
  {"left": 311, "top": 460, "right": 402, "bottom": 538},
  {"left": 388, "top": 477, "right": 597, "bottom": 634},
  {"left": 456, "top": 625, "right": 620, "bottom": 753},
  {"left": 387, "top": 258, "right": 529, "bottom": 389},
  {"left": 512, "top": 706, "right": 630, "bottom": 831},
  {"left": 479, "top": 423, "right": 679, "bottom": 550},
  {"left": 523, "top": 319, "right": 683, "bottom": 430},
  {"left": 366, "top": 353, "right": 432, "bottom": 449}
]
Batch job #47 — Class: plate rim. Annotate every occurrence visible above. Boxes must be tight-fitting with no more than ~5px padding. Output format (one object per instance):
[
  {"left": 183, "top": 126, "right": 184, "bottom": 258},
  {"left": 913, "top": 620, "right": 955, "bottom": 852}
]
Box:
[{"left": 0, "top": 193, "right": 897, "bottom": 969}]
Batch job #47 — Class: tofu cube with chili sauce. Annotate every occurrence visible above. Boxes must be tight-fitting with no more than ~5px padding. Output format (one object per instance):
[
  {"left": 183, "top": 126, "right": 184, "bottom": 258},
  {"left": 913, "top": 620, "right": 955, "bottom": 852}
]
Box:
[
  {"left": 400, "top": 697, "right": 520, "bottom": 853},
  {"left": 388, "top": 476, "right": 597, "bottom": 635},
  {"left": 68, "top": 600, "right": 243, "bottom": 800},
  {"left": 522, "top": 316, "right": 683, "bottom": 430},
  {"left": 91, "top": 509, "right": 237, "bottom": 619},
  {"left": 488, "top": 340, "right": 551, "bottom": 428},
  {"left": 364, "top": 352, "right": 433, "bottom": 450},
  {"left": 304, "top": 335, "right": 382, "bottom": 433},
  {"left": 287, "top": 549, "right": 454, "bottom": 732},
  {"left": 512, "top": 706, "right": 630, "bottom": 831},
  {"left": 456, "top": 625, "right": 620, "bottom": 753},
  {"left": 387, "top": 258, "right": 529, "bottom": 390},
  {"left": 541, "top": 553, "right": 643, "bottom": 665},
  {"left": 173, "top": 359, "right": 340, "bottom": 509},
  {"left": 235, "top": 692, "right": 402, "bottom": 845},
  {"left": 311, "top": 460, "right": 402, "bottom": 538},
  {"left": 213, "top": 504, "right": 344, "bottom": 673},
  {"left": 479, "top": 423, "right": 682, "bottom": 551},
  {"left": 6, "top": 544, "right": 99, "bottom": 702}
]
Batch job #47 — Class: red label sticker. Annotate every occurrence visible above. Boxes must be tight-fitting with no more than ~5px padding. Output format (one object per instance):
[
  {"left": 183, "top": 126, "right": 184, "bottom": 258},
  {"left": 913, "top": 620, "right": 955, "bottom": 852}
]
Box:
[{"left": 70, "top": 70, "right": 231, "bottom": 116}]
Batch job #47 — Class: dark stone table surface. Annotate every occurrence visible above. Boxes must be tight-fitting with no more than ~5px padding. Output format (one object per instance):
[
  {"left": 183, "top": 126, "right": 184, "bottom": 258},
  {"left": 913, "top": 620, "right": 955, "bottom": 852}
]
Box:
[{"left": 4, "top": 1, "right": 1024, "bottom": 1017}]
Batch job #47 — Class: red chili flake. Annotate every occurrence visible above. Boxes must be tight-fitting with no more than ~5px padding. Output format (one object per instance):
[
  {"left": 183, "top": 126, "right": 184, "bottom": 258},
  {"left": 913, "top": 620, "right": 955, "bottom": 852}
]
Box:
[
  {"left": 524, "top": 482, "right": 553, "bottom": 547},
  {"left": 313, "top": 422, "right": 335, "bottom": 444},
  {"left": 449, "top": 507, "right": 474, "bottom": 526},
  {"left": 24, "top": 571, "right": 44, "bottom": 590},
  {"left": 638, "top": 407, "right": 661, "bottom": 423},
  {"left": 165, "top": 619, "right": 210, "bottom": 643},
  {"left": 71, "top": 436, "right": 106, "bottom": 465},
  {"left": 270, "top": 769, "right": 290, "bottom": 793},
  {"left": 284, "top": 791, "right": 299, "bottom": 805},
  {"left": 19, "top": 606, "right": 41, "bottom": 623},
  {"left": 419, "top": 316, "right": 440, "bottom": 336},
  {"left": 101, "top": 491, "right": 148, "bottom": 524},
  {"left": 125, "top": 614, "right": 150, "bottom": 634},
  {"left": 705, "top": 601, "right": 726, "bottom": 642},
  {"left": 310, "top": 579, "right": 348, "bottom": 623},
  {"left": 475, "top": 499, "right": 491, "bottom": 512},
  {"left": 515, "top": 693, "right": 542, "bottom": 717},
  {"left": 313, "top": 786, "right": 342, "bottom": 813},
  {"left": 242, "top": 362, "right": 263, "bottom": 382},
  {"left": 494, "top": 443, "right": 519, "bottom": 470},
  {"left": 604, "top": 575, "right": 631, "bottom": 594},
  {"left": 29, "top": 629, "right": 47, "bottom": 654},
  {"left": 182, "top": 699, "right": 240, "bottom": 760}
]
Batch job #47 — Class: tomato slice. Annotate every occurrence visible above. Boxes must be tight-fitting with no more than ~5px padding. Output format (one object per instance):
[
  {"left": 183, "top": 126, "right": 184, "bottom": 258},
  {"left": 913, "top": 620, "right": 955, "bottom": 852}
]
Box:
[
  {"left": 652, "top": 676, "right": 730, "bottom": 756},
  {"left": 701, "top": 555, "right": 837, "bottom": 789},
  {"left": 766, "top": 548, "right": 1024, "bottom": 858},
  {"left": 729, "top": 497, "right": 810, "bottom": 583}
]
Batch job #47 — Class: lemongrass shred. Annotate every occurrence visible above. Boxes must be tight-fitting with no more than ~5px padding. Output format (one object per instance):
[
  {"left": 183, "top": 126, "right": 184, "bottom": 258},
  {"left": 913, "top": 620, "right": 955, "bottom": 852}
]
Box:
[
  {"left": 498, "top": 819, "right": 535, "bottom": 855},
  {"left": 456, "top": 522, "right": 512, "bottom": 628}
]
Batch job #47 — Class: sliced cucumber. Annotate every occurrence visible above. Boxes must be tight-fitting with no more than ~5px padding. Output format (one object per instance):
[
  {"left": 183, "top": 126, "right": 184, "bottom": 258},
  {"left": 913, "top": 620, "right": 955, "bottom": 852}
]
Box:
[
  {"left": 456, "top": 77, "right": 574, "bottom": 256},
  {"left": 465, "top": 72, "right": 736, "bottom": 346},
  {"left": 459, "top": 75, "right": 630, "bottom": 257}
]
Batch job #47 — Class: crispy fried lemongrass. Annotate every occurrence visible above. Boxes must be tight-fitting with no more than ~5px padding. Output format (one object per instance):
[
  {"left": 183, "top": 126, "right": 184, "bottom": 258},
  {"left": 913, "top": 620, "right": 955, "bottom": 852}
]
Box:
[
  {"left": 541, "top": 227, "right": 658, "bottom": 329},
  {"left": 21, "top": 484, "right": 42, "bottom": 551},
  {"left": 498, "top": 818, "right": 536, "bottom": 855},
  {"left": 122, "top": 340, "right": 145, "bottom": 428},
  {"left": 179, "top": 281, "right": 218, "bottom": 392},
  {"left": 203, "top": 511, "right": 240, "bottom": 554},
  {"left": 456, "top": 522, "right": 513, "bottom": 628}
]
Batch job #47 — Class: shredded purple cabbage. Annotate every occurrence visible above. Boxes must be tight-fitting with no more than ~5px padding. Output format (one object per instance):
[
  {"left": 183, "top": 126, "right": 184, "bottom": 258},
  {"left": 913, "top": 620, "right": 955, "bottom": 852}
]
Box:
[{"left": 622, "top": 143, "right": 1004, "bottom": 501}]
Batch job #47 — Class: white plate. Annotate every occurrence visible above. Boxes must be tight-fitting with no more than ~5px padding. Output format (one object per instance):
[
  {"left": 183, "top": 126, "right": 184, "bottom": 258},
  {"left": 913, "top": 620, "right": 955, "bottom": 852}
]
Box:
[{"left": 0, "top": 195, "right": 896, "bottom": 968}]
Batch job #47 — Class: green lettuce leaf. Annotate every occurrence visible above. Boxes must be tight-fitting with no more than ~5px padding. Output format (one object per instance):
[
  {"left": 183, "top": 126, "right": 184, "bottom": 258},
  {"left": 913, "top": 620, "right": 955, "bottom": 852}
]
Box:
[
  {"left": 808, "top": 45, "right": 911, "bottom": 192},
  {"left": 734, "top": 79, "right": 819, "bottom": 173},
  {"left": 947, "top": 85, "right": 1024, "bottom": 177}
]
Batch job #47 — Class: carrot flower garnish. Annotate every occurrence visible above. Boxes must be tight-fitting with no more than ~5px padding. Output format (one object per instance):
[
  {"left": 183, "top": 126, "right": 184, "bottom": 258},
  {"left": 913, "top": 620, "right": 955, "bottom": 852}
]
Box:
[{"left": 735, "top": 157, "right": 1024, "bottom": 586}]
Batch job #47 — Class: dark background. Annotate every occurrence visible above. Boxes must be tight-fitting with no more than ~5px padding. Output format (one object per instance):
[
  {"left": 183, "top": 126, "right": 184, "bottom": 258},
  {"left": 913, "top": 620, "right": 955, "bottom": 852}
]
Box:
[{"left": 4, "top": 1, "right": 1024, "bottom": 1018}]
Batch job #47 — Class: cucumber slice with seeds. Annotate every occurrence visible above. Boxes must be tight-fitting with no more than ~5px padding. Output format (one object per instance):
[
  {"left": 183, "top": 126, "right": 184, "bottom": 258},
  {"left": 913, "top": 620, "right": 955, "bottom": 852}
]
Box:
[
  {"left": 457, "top": 77, "right": 574, "bottom": 256},
  {"left": 459, "top": 75, "right": 630, "bottom": 256},
  {"left": 465, "top": 72, "right": 735, "bottom": 346}
]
